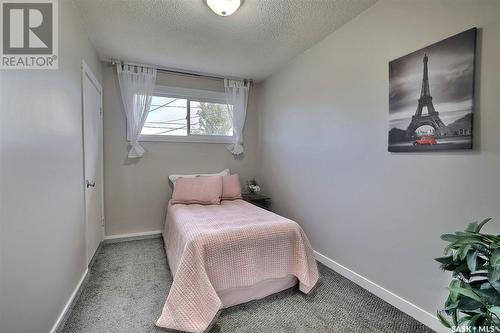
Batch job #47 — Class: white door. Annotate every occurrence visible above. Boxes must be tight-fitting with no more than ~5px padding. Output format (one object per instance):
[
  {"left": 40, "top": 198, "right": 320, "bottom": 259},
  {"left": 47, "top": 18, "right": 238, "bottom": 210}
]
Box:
[{"left": 82, "top": 62, "right": 104, "bottom": 265}]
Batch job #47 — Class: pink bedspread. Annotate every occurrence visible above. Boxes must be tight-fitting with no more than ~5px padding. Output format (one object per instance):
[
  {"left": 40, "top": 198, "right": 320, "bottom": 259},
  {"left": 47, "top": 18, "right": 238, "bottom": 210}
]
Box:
[{"left": 155, "top": 199, "right": 319, "bottom": 333}]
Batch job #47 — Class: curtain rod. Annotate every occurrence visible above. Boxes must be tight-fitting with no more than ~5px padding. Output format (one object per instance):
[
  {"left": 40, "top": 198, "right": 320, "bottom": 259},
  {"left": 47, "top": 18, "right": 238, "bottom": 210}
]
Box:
[{"left": 108, "top": 59, "right": 253, "bottom": 84}]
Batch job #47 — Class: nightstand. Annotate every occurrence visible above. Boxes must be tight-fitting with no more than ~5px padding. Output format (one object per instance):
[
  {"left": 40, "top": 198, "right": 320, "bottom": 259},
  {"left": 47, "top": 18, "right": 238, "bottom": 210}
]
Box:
[{"left": 242, "top": 193, "right": 271, "bottom": 210}]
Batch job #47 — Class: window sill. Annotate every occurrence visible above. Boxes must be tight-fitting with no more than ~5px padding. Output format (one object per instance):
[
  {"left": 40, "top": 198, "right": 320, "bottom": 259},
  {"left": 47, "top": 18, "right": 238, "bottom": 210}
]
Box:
[{"left": 139, "top": 135, "right": 234, "bottom": 144}]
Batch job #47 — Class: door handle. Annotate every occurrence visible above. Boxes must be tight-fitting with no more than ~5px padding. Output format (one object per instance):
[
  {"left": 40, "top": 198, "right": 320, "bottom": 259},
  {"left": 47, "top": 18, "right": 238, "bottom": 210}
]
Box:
[{"left": 86, "top": 180, "right": 96, "bottom": 188}]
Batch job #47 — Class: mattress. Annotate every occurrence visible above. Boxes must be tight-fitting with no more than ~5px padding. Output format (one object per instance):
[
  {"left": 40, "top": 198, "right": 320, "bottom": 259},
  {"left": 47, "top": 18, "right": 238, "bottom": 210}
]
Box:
[{"left": 156, "top": 199, "right": 319, "bottom": 333}]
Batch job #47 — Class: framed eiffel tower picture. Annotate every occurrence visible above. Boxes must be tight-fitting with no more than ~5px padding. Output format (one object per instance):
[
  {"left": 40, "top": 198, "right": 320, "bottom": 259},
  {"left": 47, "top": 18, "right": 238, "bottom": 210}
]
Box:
[{"left": 388, "top": 28, "right": 477, "bottom": 152}]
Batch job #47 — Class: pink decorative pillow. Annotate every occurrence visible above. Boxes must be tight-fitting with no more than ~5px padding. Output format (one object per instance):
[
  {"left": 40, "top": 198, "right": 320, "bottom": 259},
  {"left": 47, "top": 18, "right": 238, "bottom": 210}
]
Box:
[
  {"left": 222, "top": 174, "right": 242, "bottom": 200},
  {"left": 171, "top": 176, "right": 222, "bottom": 205}
]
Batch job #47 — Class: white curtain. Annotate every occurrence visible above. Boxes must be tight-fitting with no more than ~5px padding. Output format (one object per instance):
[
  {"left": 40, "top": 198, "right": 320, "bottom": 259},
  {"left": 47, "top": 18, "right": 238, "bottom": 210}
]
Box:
[
  {"left": 225, "top": 79, "right": 249, "bottom": 155},
  {"left": 116, "top": 64, "right": 157, "bottom": 158}
]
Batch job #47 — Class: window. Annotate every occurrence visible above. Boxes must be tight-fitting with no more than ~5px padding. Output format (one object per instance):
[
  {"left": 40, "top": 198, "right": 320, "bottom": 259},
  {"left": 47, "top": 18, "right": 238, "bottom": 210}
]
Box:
[
  {"left": 141, "top": 96, "right": 189, "bottom": 136},
  {"left": 140, "top": 86, "right": 233, "bottom": 143}
]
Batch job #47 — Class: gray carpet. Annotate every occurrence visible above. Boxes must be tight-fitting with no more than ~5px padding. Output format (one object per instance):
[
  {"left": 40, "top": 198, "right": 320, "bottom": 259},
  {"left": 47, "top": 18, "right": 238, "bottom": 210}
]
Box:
[{"left": 59, "top": 239, "right": 435, "bottom": 333}]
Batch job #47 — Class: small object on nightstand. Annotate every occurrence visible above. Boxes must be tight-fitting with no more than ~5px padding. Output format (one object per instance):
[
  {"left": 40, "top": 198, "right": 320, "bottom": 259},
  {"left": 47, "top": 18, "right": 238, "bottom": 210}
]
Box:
[
  {"left": 242, "top": 193, "right": 271, "bottom": 210},
  {"left": 246, "top": 178, "right": 261, "bottom": 194}
]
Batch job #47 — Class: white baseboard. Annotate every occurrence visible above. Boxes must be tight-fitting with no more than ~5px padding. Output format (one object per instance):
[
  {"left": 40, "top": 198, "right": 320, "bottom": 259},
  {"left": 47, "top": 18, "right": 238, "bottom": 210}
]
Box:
[
  {"left": 49, "top": 268, "right": 89, "bottom": 333},
  {"left": 104, "top": 230, "right": 162, "bottom": 242},
  {"left": 314, "top": 251, "right": 446, "bottom": 333}
]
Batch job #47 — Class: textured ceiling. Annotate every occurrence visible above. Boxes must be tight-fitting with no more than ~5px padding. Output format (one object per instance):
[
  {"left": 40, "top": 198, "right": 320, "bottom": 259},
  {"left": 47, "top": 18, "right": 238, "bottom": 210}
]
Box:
[{"left": 74, "top": 0, "right": 377, "bottom": 81}]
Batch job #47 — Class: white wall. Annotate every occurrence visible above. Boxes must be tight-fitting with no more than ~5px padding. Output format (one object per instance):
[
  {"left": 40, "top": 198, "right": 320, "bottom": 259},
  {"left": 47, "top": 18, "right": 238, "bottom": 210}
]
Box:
[
  {"left": 0, "top": 1, "right": 102, "bottom": 332},
  {"left": 103, "top": 67, "right": 259, "bottom": 236},
  {"left": 257, "top": 0, "right": 500, "bottom": 329}
]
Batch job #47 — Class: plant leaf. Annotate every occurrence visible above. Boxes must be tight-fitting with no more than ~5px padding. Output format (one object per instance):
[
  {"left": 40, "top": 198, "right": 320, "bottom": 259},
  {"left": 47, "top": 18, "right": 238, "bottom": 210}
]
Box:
[
  {"left": 491, "top": 281, "right": 500, "bottom": 293},
  {"left": 441, "top": 234, "right": 459, "bottom": 242},
  {"left": 468, "top": 313, "right": 483, "bottom": 328},
  {"left": 452, "top": 262, "right": 470, "bottom": 277},
  {"left": 467, "top": 251, "right": 478, "bottom": 272},
  {"left": 488, "top": 267, "right": 500, "bottom": 283},
  {"left": 449, "top": 280, "right": 461, "bottom": 302},
  {"left": 449, "top": 286, "right": 483, "bottom": 303},
  {"left": 490, "top": 249, "right": 500, "bottom": 267},
  {"left": 437, "top": 311, "right": 451, "bottom": 329},
  {"left": 466, "top": 221, "right": 479, "bottom": 232},
  {"left": 435, "top": 256, "right": 455, "bottom": 265},
  {"left": 445, "top": 301, "right": 459, "bottom": 311},
  {"left": 438, "top": 218, "right": 500, "bottom": 328},
  {"left": 488, "top": 306, "right": 500, "bottom": 318},
  {"left": 473, "top": 287, "right": 500, "bottom": 305},
  {"left": 458, "top": 315, "right": 471, "bottom": 325},
  {"left": 457, "top": 298, "right": 484, "bottom": 311},
  {"left": 476, "top": 218, "right": 492, "bottom": 232},
  {"left": 473, "top": 244, "right": 493, "bottom": 256},
  {"left": 451, "top": 308, "right": 458, "bottom": 326},
  {"left": 459, "top": 244, "right": 472, "bottom": 260},
  {"left": 480, "top": 282, "right": 493, "bottom": 290}
]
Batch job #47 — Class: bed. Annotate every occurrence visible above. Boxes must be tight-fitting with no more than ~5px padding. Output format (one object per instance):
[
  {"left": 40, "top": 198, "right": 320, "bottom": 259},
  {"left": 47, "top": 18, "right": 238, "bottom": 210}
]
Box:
[{"left": 155, "top": 199, "right": 319, "bottom": 333}]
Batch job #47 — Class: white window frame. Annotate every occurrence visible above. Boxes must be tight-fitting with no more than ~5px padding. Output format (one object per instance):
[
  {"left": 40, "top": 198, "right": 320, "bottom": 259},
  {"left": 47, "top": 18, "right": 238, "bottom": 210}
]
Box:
[{"left": 139, "top": 85, "right": 234, "bottom": 144}]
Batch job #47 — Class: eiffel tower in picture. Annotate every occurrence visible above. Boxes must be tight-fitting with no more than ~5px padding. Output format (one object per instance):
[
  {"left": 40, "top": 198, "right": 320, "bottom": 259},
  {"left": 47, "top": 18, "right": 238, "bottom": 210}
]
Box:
[{"left": 406, "top": 54, "right": 449, "bottom": 139}]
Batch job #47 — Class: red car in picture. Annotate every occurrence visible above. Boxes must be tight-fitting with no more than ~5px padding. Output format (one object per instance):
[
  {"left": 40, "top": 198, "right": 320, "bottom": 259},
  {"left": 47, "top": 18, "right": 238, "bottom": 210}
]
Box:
[{"left": 413, "top": 135, "right": 437, "bottom": 145}]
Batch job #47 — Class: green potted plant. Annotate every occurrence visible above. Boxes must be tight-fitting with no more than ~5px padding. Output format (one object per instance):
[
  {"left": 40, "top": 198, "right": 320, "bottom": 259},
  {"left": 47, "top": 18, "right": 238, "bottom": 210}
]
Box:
[{"left": 436, "top": 218, "right": 500, "bottom": 332}]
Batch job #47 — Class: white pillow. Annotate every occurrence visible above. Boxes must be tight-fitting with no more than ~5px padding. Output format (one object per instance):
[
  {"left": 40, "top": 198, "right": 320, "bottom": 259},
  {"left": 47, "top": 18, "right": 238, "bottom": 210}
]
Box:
[{"left": 169, "top": 169, "right": 230, "bottom": 187}]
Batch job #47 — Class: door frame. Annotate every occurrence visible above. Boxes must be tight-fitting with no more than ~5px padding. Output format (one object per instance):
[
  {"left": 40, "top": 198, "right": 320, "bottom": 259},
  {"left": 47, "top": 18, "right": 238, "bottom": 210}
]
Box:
[{"left": 81, "top": 60, "right": 104, "bottom": 266}]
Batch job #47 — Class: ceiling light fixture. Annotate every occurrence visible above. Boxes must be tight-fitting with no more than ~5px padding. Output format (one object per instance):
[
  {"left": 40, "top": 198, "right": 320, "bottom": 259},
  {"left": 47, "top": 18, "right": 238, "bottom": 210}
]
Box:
[{"left": 206, "top": 0, "right": 241, "bottom": 17}]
